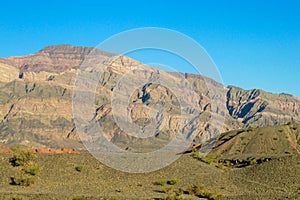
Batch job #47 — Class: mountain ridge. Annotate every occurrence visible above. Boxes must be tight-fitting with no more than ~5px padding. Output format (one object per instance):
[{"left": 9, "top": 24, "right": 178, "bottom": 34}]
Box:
[
  {"left": 2, "top": 44, "right": 298, "bottom": 97},
  {"left": 0, "top": 44, "right": 299, "bottom": 149}
]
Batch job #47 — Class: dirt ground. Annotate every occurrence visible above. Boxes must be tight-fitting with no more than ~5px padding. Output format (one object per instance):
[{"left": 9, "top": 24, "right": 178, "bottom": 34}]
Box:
[{"left": 0, "top": 151, "right": 299, "bottom": 200}]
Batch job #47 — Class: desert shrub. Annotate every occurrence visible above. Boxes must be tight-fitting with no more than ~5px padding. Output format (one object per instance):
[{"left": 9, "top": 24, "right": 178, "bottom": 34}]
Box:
[
  {"left": 247, "top": 157, "right": 257, "bottom": 165},
  {"left": 161, "top": 188, "right": 185, "bottom": 200},
  {"left": 12, "top": 197, "right": 23, "bottom": 200},
  {"left": 167, "top": 179, "right": 179, "bottom": 185},
  {"left": 273, "top": 137, "right": 278, "bottom": 140},
  {"left": 75, "top": 165, "right": 84, "bottom": 172},
  {"left": 26, "top": 165, "right": 40, "bottom": 176},
  {"left": 191, "top": 151, "right": 201, "bottom": 160},
  {"left": 175, "top": 188, "right": 184, "bottom": 196},
  {"left": 218, "top": 157, "right": 270, "bottom": 168},
  {"left": 287, "top": 121, "right": 293, "bottom": 126},
  {"left": 185, "top": 184, "right": 205, "bottom": 195},
  {"left": 9, "top": 151, "right": 39, "bottom": 186},
  {"left": 155, "top": 179, "right": 167, "bottom": 186},
  {"left": 161, "top": 185, "right": 172, "bottom": 193},
  {"left": 293, "top": 125, "right": 298, "bottom": 130},
  {"left": 216, "top": 163, "right": 224, "bottom": 169},
  {"left": 185, "top": 185, "right": 222, "bottom": 200},
  {"left": 249, "top": 159, "right": 257, "bottom": 165},
  {"left": 261, "top": 151, "right": 268, "bottom": 155},
  {"left": 155, "top": 179, "right": 181, "bottom": 199},
  {"left": 9, "top": 152, "right": 36, "bottom": 167},
  {"left": 10, "top": 175, "right": 34, "bottom": 186},
  {"left": 12, "top": 197, "right": 24, "bottom": 200},
  {"left": 205, "top": 192, "right": 223, "bottom": 200},
  {"left": 201, "top": 154, "right": 219, "bottom": 165},
  {"left": 278, "top": 129, "right": 284, "bottom": 132}
]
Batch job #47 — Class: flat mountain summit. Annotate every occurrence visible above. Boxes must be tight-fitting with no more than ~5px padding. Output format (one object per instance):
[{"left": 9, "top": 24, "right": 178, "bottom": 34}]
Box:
[{"left": 0, "top": 44, "right": 299, "bottom": 149}]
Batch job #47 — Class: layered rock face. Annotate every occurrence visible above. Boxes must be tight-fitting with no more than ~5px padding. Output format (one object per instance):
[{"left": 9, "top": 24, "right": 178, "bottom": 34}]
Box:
[
  {"left": 226, "top": 86, "right": 300, "bottom": 127},
  {"left": 0, "top": 44, "right": 299, "bottom": 149}
]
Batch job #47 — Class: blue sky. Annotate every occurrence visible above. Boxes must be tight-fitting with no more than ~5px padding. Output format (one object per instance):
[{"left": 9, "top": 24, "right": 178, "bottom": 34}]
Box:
[{"left": 0, "top": 0, "right": 299, "bottom": 96}]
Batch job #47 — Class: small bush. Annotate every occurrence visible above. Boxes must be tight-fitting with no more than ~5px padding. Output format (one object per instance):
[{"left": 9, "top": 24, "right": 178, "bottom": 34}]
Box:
[
  {"left": 162, "top": 188, "right": 185, "bottom": 200},
  {"left": 201, "top": 154, "right": 219, "bottom": 165},
  {"left": 26, "top": 165, "right": 40, "bottom": 176},
  {"left": 287, "top": 121, "right": 293, "bottom": 126},
  {"left": 9, "top": 152, "right": 39, "bottom": 187},
  {"left": 163, "top": 193, "right": 183, "bottom": 200},
  {"left": 10, "top": 175, "right": 34, "bottom": 186},
  {"left": 167, "top": 179, "right": 179, "bottom": 185},
  {"left": 9, "top": 152, "right": 37, "bottom": 167},
  {"left": 216, "top": 163, "right": 224, "bottom": 169},
  {"left": 12, "top": 197, "right": 24, "bottom": 200},
  {"left": 293, "top": 125, "right": 298, "bottom": 130},
  {"left": 186, "top": 184, "right": 205, "bottom": 195},
  {"left": 191, "top": 151, "right": 201, "bottom": 160},
  {"left": 175, "top": 188, "right": 184, "bottom": 196},
  {"left": 161, "top": 185, "right": 172, "bottom": 194},
  {"left": 249, "top": 159, "right": 257, "bottom": 165},
  {"left": 155, "top": 180, "right": 167, "bottom": 186},
  {"left": 185, "top": 185, "right": 222, "bottom": 200},
  {"left": 75, "top": 165, "right": 84, "bottom": 172}
]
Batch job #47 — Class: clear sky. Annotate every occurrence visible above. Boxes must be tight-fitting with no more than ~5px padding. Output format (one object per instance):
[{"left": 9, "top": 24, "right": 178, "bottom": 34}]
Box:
[{"left": 0, "top": 0, "right": 299, "bottom": 96}]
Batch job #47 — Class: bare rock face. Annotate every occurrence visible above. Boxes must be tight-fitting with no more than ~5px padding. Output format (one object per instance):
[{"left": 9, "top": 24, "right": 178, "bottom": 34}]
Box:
[
  {"left": 0, "top": 44, "right": 299, "bottom": 149},
  {"left": 227, "top": 86, "right": 300, "bottom": 127},
  {"left": 0, "top": 62, "right": 19, "bottom": 82}
]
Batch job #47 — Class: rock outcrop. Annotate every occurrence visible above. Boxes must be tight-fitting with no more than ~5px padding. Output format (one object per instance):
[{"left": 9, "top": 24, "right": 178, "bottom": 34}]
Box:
[{"left": 227, "top": 86, "right": 300, "bottom": 127}]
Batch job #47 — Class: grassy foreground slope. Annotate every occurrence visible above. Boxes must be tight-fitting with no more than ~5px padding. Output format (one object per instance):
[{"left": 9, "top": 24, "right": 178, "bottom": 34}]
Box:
[{"left": 0, "top": 153, "right": 298, "bottom": 200}]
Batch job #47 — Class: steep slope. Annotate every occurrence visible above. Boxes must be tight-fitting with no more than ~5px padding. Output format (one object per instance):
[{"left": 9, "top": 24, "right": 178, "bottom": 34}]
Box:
[
  {"left": 212, "top": 123, "right": 300, "bottom": 158},
  {"left": 227, "top": 86, "right": 300, "bottom": 127}
]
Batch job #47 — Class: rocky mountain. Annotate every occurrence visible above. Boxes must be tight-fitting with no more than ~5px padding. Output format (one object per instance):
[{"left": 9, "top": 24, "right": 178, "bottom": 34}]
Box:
[
  {"left": 0, "top": 44, "right": 299, "bottom": 149},
  {"left": 226, "top": 86, "right": 300, "bottom": 127}
]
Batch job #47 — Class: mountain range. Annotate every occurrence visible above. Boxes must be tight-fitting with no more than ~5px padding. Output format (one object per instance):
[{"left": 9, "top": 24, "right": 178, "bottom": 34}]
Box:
[{"left": 0, "top": 44, "right": 299, "bottom": 150}]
